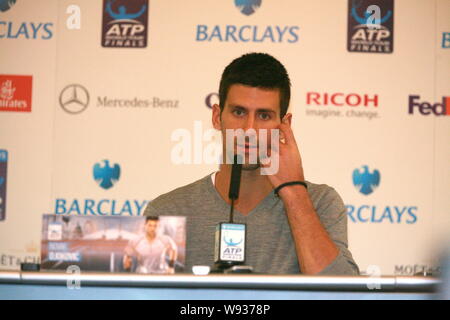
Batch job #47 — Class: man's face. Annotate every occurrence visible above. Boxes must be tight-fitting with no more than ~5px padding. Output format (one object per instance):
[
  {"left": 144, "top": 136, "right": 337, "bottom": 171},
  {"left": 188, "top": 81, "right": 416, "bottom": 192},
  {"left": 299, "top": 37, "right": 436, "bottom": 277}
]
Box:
[
  {"left": 213, "top": 84, "right": 288, "bottom": 170},
  {"left": 145, "top": 220, "right": 159, "bottom": 237}
]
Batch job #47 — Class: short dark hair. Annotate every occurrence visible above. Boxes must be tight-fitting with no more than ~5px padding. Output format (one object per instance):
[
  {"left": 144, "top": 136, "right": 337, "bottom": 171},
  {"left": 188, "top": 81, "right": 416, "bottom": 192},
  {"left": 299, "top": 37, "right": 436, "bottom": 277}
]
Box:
[
  {"left": 218, "top": 53, "right": 291, "bottom": 118},
  {"left": 145, "top": 216, "right": 159, "bottom": 223}
]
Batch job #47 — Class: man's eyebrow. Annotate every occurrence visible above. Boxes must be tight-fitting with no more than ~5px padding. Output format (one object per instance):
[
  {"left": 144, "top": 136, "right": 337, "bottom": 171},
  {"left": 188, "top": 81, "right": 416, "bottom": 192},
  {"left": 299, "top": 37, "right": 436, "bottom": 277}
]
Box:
[
  {"left": 256, "top": 108, "right": 276, "bottom": 113},
  {"left": 229, "top": 105, "right": 246, "bottom": 110},
  {"left": 230, "top": 105, "right": 276, "bottom": 113}
]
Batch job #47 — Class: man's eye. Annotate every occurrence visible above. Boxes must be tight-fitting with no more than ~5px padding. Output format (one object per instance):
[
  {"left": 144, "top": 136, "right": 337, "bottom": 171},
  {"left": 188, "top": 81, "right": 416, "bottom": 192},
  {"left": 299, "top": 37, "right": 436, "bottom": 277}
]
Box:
[
  {"left": 233, "top": 109, "right": 245, "bottom": 116},
  {"left": 259, "top": 113, "right": 271, "bottom": 120}
]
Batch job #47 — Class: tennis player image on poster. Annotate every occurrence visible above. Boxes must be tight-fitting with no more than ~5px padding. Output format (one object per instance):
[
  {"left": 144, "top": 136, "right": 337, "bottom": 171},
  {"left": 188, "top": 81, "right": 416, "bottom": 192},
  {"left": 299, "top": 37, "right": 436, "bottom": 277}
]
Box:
[{"left": 41, "top": 215, "right": 186, "bottom": 274}]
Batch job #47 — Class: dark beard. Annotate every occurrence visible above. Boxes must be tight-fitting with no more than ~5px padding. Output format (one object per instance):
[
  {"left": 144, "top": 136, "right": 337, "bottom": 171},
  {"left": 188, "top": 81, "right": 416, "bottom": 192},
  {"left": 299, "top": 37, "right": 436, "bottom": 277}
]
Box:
[{"left": 241, "top": 163, "right": 260, "bottom": 171}]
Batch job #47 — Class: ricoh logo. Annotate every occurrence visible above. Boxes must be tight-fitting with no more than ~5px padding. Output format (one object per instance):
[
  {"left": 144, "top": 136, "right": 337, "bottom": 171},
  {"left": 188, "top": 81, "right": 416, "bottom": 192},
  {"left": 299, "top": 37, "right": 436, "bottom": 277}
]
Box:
[
  {"left": 305, "top": 92, "right": 379, "bottom": 120},
  {"left": 346, "top": 166, "right": 418, "bottom": 224},
  {"left": 195, "top": 1, "right": 299, "bottom": 43},
  {"left": 408, "top": 95, "right": 450, "bottom": 116}
]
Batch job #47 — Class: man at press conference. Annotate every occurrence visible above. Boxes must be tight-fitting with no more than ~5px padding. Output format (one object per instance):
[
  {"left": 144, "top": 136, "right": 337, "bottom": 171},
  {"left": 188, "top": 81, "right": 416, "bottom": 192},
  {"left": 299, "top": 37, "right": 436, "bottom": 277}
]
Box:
[{"left": 144, "top": 52, "right": 359, "bottom": 275}]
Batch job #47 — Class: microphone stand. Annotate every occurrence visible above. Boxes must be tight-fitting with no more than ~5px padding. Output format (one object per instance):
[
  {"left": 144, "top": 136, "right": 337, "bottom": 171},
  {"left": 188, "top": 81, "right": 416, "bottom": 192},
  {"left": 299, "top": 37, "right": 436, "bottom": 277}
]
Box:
[{"left": 211, "top": 155, "right": 253, "bottom": 274}]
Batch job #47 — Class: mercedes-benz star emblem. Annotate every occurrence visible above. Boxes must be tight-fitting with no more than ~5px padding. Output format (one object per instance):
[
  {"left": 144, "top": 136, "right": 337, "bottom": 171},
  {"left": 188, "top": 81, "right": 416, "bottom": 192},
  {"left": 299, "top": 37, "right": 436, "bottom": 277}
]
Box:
[{"left": 59, "top": 84, "right": 90, "bottom": 114}]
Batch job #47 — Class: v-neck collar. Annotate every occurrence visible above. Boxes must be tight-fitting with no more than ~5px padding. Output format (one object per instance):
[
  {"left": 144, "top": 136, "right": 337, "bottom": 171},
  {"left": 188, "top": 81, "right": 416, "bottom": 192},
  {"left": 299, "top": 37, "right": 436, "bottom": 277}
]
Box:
[{"left": 207, "top": 172, "right": 277, "bottom": 218}]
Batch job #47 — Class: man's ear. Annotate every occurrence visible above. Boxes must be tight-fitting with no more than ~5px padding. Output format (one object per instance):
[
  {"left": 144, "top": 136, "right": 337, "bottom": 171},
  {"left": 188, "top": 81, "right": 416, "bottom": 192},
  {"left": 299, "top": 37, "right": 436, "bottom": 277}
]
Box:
[
  {"left": 212, "top": 104, "right": 222, "bottom": 130},
  {"left": 280, "top": 113, "right": 292, "bottom": 143},
  {"left": 282, "top": 113, "right": 293, "bottom": 126}
]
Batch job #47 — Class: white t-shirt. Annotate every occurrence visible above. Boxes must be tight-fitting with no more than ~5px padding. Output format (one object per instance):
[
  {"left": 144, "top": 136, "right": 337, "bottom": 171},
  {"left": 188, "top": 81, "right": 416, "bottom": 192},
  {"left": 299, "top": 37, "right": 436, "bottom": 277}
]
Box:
[{"left": 125, "top": 234, "right": 176, "bottom": 274}]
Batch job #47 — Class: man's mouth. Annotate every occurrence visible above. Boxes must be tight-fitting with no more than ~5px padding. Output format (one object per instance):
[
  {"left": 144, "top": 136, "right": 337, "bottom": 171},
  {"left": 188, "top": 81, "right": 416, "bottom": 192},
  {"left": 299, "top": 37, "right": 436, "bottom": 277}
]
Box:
[
  {"left": 235, "top": 144, "right": 259, "bottom": 159},
  {"left": 237, "top": 143, "right": 257, "bottom": 149}
]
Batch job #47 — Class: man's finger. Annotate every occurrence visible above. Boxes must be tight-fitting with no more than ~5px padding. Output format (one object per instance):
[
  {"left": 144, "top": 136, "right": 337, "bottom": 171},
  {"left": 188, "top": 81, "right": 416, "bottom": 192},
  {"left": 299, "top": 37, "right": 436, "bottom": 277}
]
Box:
[
  {"left": 260, "top": 148, "right": 279, "bottom": 167},
  {"left": 279, "top": 121, "right": 297, "bottom": 146}
]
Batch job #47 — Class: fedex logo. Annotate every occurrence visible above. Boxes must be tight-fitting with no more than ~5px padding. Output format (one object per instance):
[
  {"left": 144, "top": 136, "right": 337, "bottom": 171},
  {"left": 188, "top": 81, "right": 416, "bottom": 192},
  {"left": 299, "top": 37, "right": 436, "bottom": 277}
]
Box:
[{"left": 408, "top": 95, "right": 450, "bottom": 116}]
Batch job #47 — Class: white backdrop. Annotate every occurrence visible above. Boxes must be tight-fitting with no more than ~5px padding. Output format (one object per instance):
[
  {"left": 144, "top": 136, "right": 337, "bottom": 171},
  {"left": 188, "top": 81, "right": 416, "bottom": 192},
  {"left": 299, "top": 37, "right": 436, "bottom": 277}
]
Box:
[{"left": 0, "top": 0, "right": 449, "bottom": 275}]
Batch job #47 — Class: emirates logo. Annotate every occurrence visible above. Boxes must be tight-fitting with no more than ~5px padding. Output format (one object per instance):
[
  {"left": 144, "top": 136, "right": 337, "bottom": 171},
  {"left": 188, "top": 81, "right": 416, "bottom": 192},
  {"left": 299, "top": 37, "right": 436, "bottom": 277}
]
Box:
[
  {"left": 0, "top": 75, "right": 32, "bottom": 112},
  {"left": 0, "top": 80, "right": 16, "bottom": 100}
]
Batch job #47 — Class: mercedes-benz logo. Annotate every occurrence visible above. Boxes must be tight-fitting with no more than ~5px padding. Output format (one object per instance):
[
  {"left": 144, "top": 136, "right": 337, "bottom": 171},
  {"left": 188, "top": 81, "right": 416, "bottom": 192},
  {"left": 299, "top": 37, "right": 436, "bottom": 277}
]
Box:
[{"left": 59, "top": 84, "right": 89, "bottom": 114}]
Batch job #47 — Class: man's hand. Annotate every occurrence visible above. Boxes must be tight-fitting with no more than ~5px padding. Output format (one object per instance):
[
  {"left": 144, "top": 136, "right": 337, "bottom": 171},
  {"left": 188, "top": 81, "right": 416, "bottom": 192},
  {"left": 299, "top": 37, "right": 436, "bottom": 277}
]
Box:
[
  {"left": 167, "top": 267, "right": 175, "bottom": 274},
  {"left": 123, "top": 254, "right": 132, "bottom": 270},
  {"left": 260, "top": 115, "right": 339, "bottom": 274},
  {"left": 261, "top": 115, "right": 305, "bottom": 188}
]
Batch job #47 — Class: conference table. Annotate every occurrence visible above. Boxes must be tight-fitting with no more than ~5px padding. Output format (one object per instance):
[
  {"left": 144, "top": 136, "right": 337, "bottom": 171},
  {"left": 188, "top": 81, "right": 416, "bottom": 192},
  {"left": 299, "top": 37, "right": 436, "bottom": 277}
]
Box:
[{"left": 0, "top": 270, "right": 441, "bottom": 300}]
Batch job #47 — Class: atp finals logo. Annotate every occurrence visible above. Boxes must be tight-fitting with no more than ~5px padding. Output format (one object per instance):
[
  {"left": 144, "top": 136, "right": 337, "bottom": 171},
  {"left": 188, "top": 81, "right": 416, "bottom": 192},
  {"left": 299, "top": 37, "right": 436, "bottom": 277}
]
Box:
[
  {"left": 219, "top": 224, "right": 246, "bottom": 262},
  {"left": 346, "top": 165, "right": 418, "bottom": 224},
  {"left": 347, "top": 0, "right": 394, "bottom": 53},
  {"left": 101, "top": 0, "right": 149, "bottom": 48}
]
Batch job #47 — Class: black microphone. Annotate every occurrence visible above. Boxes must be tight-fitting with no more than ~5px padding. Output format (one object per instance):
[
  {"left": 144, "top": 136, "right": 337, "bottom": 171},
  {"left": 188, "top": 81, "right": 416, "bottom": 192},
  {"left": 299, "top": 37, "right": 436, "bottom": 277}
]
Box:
[
  {"left": 228, "top": 154, "right": 242, "bottom": 223},
  {"left": 213, "top": 155, "right": 250, "bottom": 273}
]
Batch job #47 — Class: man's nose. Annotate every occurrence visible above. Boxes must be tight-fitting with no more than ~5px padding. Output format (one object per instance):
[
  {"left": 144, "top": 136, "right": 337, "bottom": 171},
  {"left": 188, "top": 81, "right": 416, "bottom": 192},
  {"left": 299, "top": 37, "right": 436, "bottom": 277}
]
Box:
[
  {"left": 243, "top": 113, "right": 256, "bottom": 131},
  {"left": 242, "top": 115, "right": 258, "bottom": 145}
]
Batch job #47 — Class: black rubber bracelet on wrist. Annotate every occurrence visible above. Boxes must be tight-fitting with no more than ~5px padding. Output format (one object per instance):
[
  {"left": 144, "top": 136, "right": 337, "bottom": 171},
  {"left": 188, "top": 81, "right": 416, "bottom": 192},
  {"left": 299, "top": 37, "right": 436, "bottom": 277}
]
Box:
[{"left": 274, "top": 181, "right": 307, "bottom": 197}]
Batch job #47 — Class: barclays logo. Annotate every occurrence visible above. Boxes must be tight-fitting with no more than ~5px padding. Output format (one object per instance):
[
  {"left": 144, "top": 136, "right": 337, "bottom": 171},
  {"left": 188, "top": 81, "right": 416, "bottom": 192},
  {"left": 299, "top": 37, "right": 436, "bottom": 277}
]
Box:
[
  {"left": 196, "top": 25, "right": 299, "bottom": 43},
  {"left": 0, "top": 0, "right": 16, "bottom": 12},
  {"left": 443, "top": 32, "right": 450, "bottom": 48},
  {"left": 235, "top": 0, "right": 261, "bottom": 16},
  {"left": 0, "top": 0, "right": 53, "bottom": 40},
  {"left": 346, "top": 165, "right": 418, "bottom": 224},
  {"left": 54, "top": 198, "right": 148, "bottom": 216},
  {"left": 352, "top": 165, "right": 380, "bottom": 195},
  {"left": 346, "top": 205, "right": 418, "bottom": 224},
  {"left": 54, "top": 160, "right": 149, "bottom": 216},
  {"left": 0, "top": 0, "right": 54, "bottom": 40},
  {"left": 195, "top": 1, "right": 299, "bottom": 43},
  {"left": 93, "top": 160, "right": 120, "bottom": 190}
]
